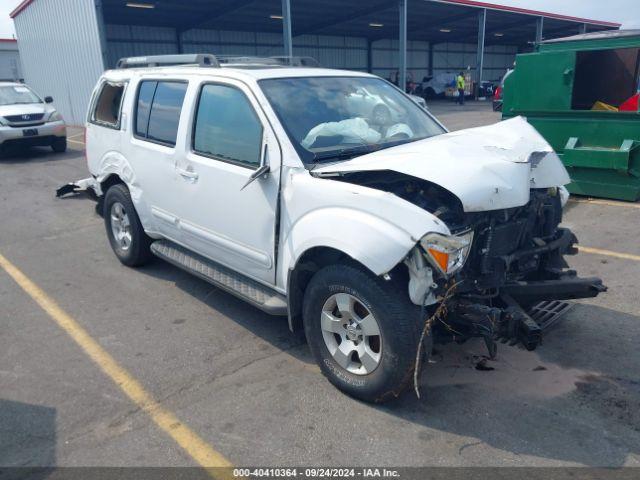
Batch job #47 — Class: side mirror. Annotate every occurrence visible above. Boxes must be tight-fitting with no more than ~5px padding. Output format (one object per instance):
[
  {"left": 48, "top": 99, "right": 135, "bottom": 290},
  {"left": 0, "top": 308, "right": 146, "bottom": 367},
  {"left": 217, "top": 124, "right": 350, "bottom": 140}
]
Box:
[
  {"left": 44, "top": 96, "right": 54, "bottom": 104},
  {"left": 241, "top": 144, "right": 270, "bottom": 191}
]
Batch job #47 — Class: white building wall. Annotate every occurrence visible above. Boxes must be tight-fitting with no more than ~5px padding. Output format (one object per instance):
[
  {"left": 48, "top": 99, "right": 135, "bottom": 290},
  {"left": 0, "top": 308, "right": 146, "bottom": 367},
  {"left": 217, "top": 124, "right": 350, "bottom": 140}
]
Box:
[{"left": 13, "top": 0, "right": 105, "bottom": 125}]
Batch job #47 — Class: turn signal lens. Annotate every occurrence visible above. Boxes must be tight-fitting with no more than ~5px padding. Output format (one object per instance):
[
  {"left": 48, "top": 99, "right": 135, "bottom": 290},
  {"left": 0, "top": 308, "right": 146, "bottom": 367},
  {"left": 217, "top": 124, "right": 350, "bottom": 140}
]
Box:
[{"left": 427, "top": 248, "right": 449, "bottom": 273}]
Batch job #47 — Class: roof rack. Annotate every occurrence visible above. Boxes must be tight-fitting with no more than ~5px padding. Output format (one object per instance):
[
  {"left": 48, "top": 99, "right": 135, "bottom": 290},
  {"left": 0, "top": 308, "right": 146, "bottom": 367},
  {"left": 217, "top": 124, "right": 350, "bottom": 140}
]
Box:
[
  {"left": 270, "top": 56, "right": 320, "bottom": 67},
  {"left": 217, "top": 56, "right": 282, "bottom": 67},
  {"left": 115, "top": 54, "right": 220, "bottom": 69}
]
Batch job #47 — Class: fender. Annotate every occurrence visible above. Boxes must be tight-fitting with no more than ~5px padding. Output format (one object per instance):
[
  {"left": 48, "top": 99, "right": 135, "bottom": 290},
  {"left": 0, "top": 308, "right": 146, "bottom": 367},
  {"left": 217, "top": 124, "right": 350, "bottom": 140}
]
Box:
[
  {"left": 278, "top": 205, "right": 448, "bottom": 289},
  {"left": 275, "top": 170, "right": 451, "bottom": 289},
  {"left": 92, "top": 150, "right": 156, "bottom": 232}
]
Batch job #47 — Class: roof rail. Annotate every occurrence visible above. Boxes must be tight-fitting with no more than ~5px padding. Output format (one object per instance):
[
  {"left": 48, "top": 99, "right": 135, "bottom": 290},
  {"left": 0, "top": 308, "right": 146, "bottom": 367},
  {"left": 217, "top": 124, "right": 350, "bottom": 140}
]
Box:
[
  {"left": 115, "top": 54, "right": 220, "bottom": 69},
  {"left": 270, "top": 56, "right": 320, "bottom": 67},
  {"left": 217, "top": 55, "right": 281, "bottom": 66}
]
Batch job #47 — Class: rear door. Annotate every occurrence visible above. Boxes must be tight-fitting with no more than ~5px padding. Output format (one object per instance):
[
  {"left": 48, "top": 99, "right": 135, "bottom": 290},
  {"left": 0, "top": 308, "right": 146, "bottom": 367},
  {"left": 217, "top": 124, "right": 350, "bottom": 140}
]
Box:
[
  {"left": 126, "top": 78, "right": 189, "bottom": 240},
  {"left": 167, "top": 78, "right": 281, "bottom": 284},
  {"left": 86, "top": 79, "right": 127, "bottom": 175}
]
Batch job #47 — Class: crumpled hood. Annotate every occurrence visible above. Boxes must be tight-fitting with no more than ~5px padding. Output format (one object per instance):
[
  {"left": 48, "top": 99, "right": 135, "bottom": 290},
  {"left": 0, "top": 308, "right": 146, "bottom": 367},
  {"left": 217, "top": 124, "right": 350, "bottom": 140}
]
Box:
[{"left": 313, "top": 117, "right": 570, "bottom": 212}]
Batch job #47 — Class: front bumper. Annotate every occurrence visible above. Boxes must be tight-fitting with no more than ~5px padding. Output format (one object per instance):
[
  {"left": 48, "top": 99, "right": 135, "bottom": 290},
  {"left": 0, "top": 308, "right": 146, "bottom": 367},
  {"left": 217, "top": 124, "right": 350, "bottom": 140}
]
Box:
[
  {"left": 0, "top": 121, "right": 66, "bottom": 147},
  {"left": 436, "top": 273, "right": 607, "bottom": 355}
]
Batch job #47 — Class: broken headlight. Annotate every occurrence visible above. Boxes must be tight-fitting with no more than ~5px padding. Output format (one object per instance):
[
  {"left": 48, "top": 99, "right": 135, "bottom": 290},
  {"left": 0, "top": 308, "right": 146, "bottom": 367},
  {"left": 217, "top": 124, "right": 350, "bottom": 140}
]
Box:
[{"left": 419, "top": 230, "right": 474, "bottom": 276}]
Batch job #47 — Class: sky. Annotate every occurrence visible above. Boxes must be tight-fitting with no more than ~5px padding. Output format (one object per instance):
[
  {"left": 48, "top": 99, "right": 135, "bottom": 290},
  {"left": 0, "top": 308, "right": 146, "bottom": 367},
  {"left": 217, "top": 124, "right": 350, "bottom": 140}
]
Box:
[{"left": 0, "top": 0, "right": 639, "bottom": 38}]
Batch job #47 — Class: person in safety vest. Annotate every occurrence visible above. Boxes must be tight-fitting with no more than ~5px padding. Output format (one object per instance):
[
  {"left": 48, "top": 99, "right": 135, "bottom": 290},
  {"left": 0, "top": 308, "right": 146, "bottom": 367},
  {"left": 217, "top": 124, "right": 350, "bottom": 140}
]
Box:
[{"left": 457, "top": 72, "right": 466, "bottom": 105}]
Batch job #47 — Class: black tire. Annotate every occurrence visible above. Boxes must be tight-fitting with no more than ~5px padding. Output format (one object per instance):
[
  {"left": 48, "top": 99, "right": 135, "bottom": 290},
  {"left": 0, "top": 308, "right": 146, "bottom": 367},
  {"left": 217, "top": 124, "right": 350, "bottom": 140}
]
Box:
[
  {"left": 51, "top": 137, "right": 67, "bottom": 153},
  {"left": 303, "top": 264, "right": 420, "bottom": 403},
  {"left": 103, "top": 184, "right": 153, "bottom": 267}
]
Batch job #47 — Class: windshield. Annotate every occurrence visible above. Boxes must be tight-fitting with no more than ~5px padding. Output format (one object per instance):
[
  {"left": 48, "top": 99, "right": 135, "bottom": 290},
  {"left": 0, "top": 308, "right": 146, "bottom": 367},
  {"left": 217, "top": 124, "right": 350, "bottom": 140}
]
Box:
[
  {"left": 259, "top": 76, "right": 445, "bottom": 163},
  {"left": 0, "top": 85, "right": 42, "bottom": 106}
]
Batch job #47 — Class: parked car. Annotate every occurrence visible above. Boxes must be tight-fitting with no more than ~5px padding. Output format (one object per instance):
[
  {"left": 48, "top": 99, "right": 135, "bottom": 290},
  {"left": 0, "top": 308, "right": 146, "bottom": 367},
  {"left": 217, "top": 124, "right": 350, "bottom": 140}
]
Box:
[
  {"left": 0, "top": 82, "right": 66, "bottom": 153},
  {"left": 493, "top": 69, "right": 513, "bottom": 112},
  {"left": 65, "top": 54, "right": 605, "bottom": 403}
]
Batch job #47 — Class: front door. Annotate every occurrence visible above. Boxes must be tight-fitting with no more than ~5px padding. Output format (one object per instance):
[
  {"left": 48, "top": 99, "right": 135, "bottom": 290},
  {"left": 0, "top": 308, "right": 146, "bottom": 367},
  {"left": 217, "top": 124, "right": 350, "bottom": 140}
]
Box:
[{"left": 169, "top": 79, "right": 281, "bottom": 285}]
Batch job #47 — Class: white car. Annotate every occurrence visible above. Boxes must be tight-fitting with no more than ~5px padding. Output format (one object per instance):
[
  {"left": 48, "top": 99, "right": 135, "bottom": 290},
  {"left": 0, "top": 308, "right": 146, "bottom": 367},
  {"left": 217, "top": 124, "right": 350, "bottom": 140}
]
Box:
[
  {"left": 66, "top": 54, "right": 605, "bottom": 402},
  {"left": 0, "top": 82, "right": 67, "bottom": 153}
]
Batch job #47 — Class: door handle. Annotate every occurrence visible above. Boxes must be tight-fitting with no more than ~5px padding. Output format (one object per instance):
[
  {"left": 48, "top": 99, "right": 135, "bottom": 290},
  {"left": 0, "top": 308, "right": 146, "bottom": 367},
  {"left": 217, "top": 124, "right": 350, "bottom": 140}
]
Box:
[{"left": 177, "top": 166, "right": 199, "bottom": 181}]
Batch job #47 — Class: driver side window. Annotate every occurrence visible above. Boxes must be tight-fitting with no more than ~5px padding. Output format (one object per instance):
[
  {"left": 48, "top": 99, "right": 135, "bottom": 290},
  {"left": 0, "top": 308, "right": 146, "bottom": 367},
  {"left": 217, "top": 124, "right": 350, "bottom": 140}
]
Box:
[{"left": 193, "top": 84, "right": 263, "bottom": 169}]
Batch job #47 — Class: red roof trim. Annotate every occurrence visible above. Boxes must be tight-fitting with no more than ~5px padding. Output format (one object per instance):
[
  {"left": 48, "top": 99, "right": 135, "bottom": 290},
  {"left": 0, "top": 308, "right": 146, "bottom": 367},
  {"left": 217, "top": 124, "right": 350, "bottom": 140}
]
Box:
[
  {"left": 0, "top": 38, "right": 18, "bottom": 43},
  {"left": 433, "top": 0, "right": 622, "bottom": 28},
  {"left": 10, "top": 0, "right": 35, "bottom": 19}
]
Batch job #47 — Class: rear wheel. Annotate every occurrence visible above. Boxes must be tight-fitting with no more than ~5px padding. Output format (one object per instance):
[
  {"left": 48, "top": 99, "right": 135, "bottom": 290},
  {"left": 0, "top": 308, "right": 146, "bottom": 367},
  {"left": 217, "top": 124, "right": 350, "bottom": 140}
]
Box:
[
  {"left": 51, "top": 137, "right": 67, "bottom": 153},
  {"left": 104, "top": 184, "right": 152, "bottom": 267},
  {"left": 303, "top": 264, "right": 419, "bottom": 403}
]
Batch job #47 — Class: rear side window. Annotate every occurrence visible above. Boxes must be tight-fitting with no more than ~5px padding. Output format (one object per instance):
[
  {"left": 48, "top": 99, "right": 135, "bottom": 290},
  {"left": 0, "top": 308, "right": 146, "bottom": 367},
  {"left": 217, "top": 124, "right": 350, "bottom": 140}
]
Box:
[
  {"left": 193, "top": 84, "right": 263, "bottom": 168},
  {"left": 135, "top": 80, "right": 187, "bottom": 146},
  {"left": 91, "top": 82, "right": 125, "bottom": 128}
]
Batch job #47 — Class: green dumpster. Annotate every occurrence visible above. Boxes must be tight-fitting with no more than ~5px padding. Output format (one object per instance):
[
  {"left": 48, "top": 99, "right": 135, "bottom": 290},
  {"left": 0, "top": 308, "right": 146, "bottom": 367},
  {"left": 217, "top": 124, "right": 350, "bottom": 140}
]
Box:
[{"left": 503, "top": 30, "right": 640, "bottom": 201}]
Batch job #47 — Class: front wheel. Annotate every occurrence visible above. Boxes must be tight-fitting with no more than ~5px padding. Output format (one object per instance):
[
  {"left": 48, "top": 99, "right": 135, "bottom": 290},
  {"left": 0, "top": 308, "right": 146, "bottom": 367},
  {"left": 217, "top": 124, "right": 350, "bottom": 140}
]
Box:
[
  {"left": 104, "top": 184, "right": 153, "bottom": 267},
  {"left": 303, "top": 264, "right": 419, "bottom": 403}
]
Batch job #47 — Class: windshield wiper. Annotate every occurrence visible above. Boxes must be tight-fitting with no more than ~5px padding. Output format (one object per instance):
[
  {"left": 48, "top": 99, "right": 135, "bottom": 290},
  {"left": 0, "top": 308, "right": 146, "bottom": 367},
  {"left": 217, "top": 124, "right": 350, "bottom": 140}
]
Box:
[{"left": 312, "top": 144, "right": 378, "bottom": 163}]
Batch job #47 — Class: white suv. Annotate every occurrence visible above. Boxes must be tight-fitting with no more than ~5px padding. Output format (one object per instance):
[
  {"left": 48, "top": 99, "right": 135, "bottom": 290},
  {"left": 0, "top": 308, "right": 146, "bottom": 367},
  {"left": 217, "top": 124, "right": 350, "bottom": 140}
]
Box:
[{"left": 75, "top": 54, "right": 605, "bottom": 402}]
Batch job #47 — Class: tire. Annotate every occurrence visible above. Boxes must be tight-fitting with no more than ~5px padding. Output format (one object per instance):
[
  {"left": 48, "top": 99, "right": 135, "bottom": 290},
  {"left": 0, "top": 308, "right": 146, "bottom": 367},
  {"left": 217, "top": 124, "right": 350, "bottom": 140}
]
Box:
[
  {"left": 103, "top": 184, "right": 153, "bottom": 267},
  {"left": 51, "top": 137, "right": 67, "bottom": 153},
  {"left": 303, "top": 264, "right": 419, "bottom": 403}
]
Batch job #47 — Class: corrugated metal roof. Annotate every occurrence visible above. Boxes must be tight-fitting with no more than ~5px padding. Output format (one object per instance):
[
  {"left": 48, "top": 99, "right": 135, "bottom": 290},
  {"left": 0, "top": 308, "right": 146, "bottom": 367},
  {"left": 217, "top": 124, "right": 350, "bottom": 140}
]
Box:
[{"left": 11, "top": 0, "right": 622, "bottom": 30}]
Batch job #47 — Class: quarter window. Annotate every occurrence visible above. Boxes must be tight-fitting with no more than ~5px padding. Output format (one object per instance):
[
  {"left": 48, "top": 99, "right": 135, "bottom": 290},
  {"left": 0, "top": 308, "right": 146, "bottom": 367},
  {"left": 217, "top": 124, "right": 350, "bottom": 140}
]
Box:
[
  {"left": 92, "top": 82, "right": 125, "bottom": 128},
  {"left": 135, "top": 80, "right": 187, "bottom": 146},
  {"left": 193, "top": 84, "right": 263, "bottom": 168}
]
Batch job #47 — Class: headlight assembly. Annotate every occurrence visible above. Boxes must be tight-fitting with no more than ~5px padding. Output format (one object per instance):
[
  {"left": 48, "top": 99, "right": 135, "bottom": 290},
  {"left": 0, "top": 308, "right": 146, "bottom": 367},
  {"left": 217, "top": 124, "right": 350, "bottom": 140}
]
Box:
[
  {"left": 419, "top": 230, "right": 474, "bottom": 276},
  {"left": 47, "top": 110, "right": 63, "bottom": 122}
]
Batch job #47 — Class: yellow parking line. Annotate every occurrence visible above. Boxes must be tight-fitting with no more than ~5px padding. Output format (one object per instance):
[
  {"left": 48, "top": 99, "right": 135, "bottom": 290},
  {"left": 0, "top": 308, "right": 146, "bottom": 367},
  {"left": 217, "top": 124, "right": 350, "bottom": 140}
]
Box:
[
  {"left": 0, "top": 252, "right": 234, "bottom": 477},
  {"left": 569, "top": 198, "right": 640, "bottom": 209},
  {"left": 67, "top": 139, "right": 85, "bottom": 146},
  {"left": 579, "top": 246, "right": 640, "bottom": 262}
]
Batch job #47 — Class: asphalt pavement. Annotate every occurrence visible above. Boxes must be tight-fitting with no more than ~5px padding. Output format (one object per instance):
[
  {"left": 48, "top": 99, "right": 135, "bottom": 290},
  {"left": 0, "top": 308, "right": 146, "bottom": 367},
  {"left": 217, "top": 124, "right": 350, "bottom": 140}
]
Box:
[{"left": 1, "top": 109, "right": 639, "bottom": 469}]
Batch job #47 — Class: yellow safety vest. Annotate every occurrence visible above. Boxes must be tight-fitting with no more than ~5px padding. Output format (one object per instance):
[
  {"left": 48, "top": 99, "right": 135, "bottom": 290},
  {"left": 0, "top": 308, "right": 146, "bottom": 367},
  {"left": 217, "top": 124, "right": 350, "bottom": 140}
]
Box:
[{"left": 457, "top": 75, "right": 465, "bottom": 89}]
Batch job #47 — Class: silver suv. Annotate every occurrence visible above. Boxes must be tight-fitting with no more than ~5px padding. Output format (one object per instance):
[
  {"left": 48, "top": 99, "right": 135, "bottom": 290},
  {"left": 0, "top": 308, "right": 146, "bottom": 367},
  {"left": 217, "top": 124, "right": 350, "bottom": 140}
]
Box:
[{"left": 0, "top": 82, "right": 67, "bottom": 153}]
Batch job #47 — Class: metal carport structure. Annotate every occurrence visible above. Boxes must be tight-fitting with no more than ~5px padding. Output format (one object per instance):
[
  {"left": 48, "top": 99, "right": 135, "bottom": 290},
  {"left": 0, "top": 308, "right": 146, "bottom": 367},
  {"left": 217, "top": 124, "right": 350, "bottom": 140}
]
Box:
[{"left": 11, "top": 0, "right": 620, "bottom": 124}]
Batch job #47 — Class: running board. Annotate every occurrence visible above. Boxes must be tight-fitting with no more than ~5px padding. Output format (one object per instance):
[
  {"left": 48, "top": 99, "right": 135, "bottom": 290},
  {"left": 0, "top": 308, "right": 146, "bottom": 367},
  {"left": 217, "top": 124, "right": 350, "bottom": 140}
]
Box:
[{"left": 150, "top": 240, "right": 287, "bottom": 316}]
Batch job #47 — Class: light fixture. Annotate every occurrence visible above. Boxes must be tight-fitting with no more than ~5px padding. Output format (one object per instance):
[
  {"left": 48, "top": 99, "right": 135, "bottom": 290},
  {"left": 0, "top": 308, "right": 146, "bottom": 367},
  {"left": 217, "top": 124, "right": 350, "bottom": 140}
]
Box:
[
  {"left": 126, "top": 2, "right": 155, "bottom": 8},
  {"left": 494, "top": 32, "right": 504, "bottom": 37},
  {"left": 369, "top": 23, "right": 384, "bottom": 27},
  {"left": 439, "top": 28, "right": 451, "bottom": 33},
  {"left": 270, "top": 14, "right": 283, "bottom": 19}
]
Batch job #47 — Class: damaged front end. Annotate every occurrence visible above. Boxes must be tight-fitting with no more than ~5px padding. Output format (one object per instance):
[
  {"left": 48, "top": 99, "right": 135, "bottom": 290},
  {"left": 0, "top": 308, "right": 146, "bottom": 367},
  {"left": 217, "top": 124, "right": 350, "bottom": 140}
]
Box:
[
  {"left": 311, "top": 118, "right": 607, "bottom": 354},
  {"left": 413, "top": 187, "right": 606, "bottom": 354}
]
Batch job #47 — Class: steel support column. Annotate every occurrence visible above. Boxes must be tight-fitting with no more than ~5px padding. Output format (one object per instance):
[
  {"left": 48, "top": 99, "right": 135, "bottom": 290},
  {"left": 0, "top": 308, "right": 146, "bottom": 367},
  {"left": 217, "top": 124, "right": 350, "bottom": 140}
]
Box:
[
  {"left": 536, "top": 16, "right": 544, "bottom": 44},
  {"left": 475, "top": 8, "right": 486, "bottom": 100},
  {"left": 282, "top": 0, "right": 293, "bottom": 57},
  {"left": 175, "top": 29, "right": 183, "bottom": 54},
  {"left": 367, "top": 39, "right": 373, "bottom": 73},
  {"left": 428, "top": 42, "right": 434, "bottom": 77},
  {"left": 580, "top": 23, "right": 588, "bottom": 34},
  {"left": 399, "top": 0, "right": 407, "bottom": 92}
]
